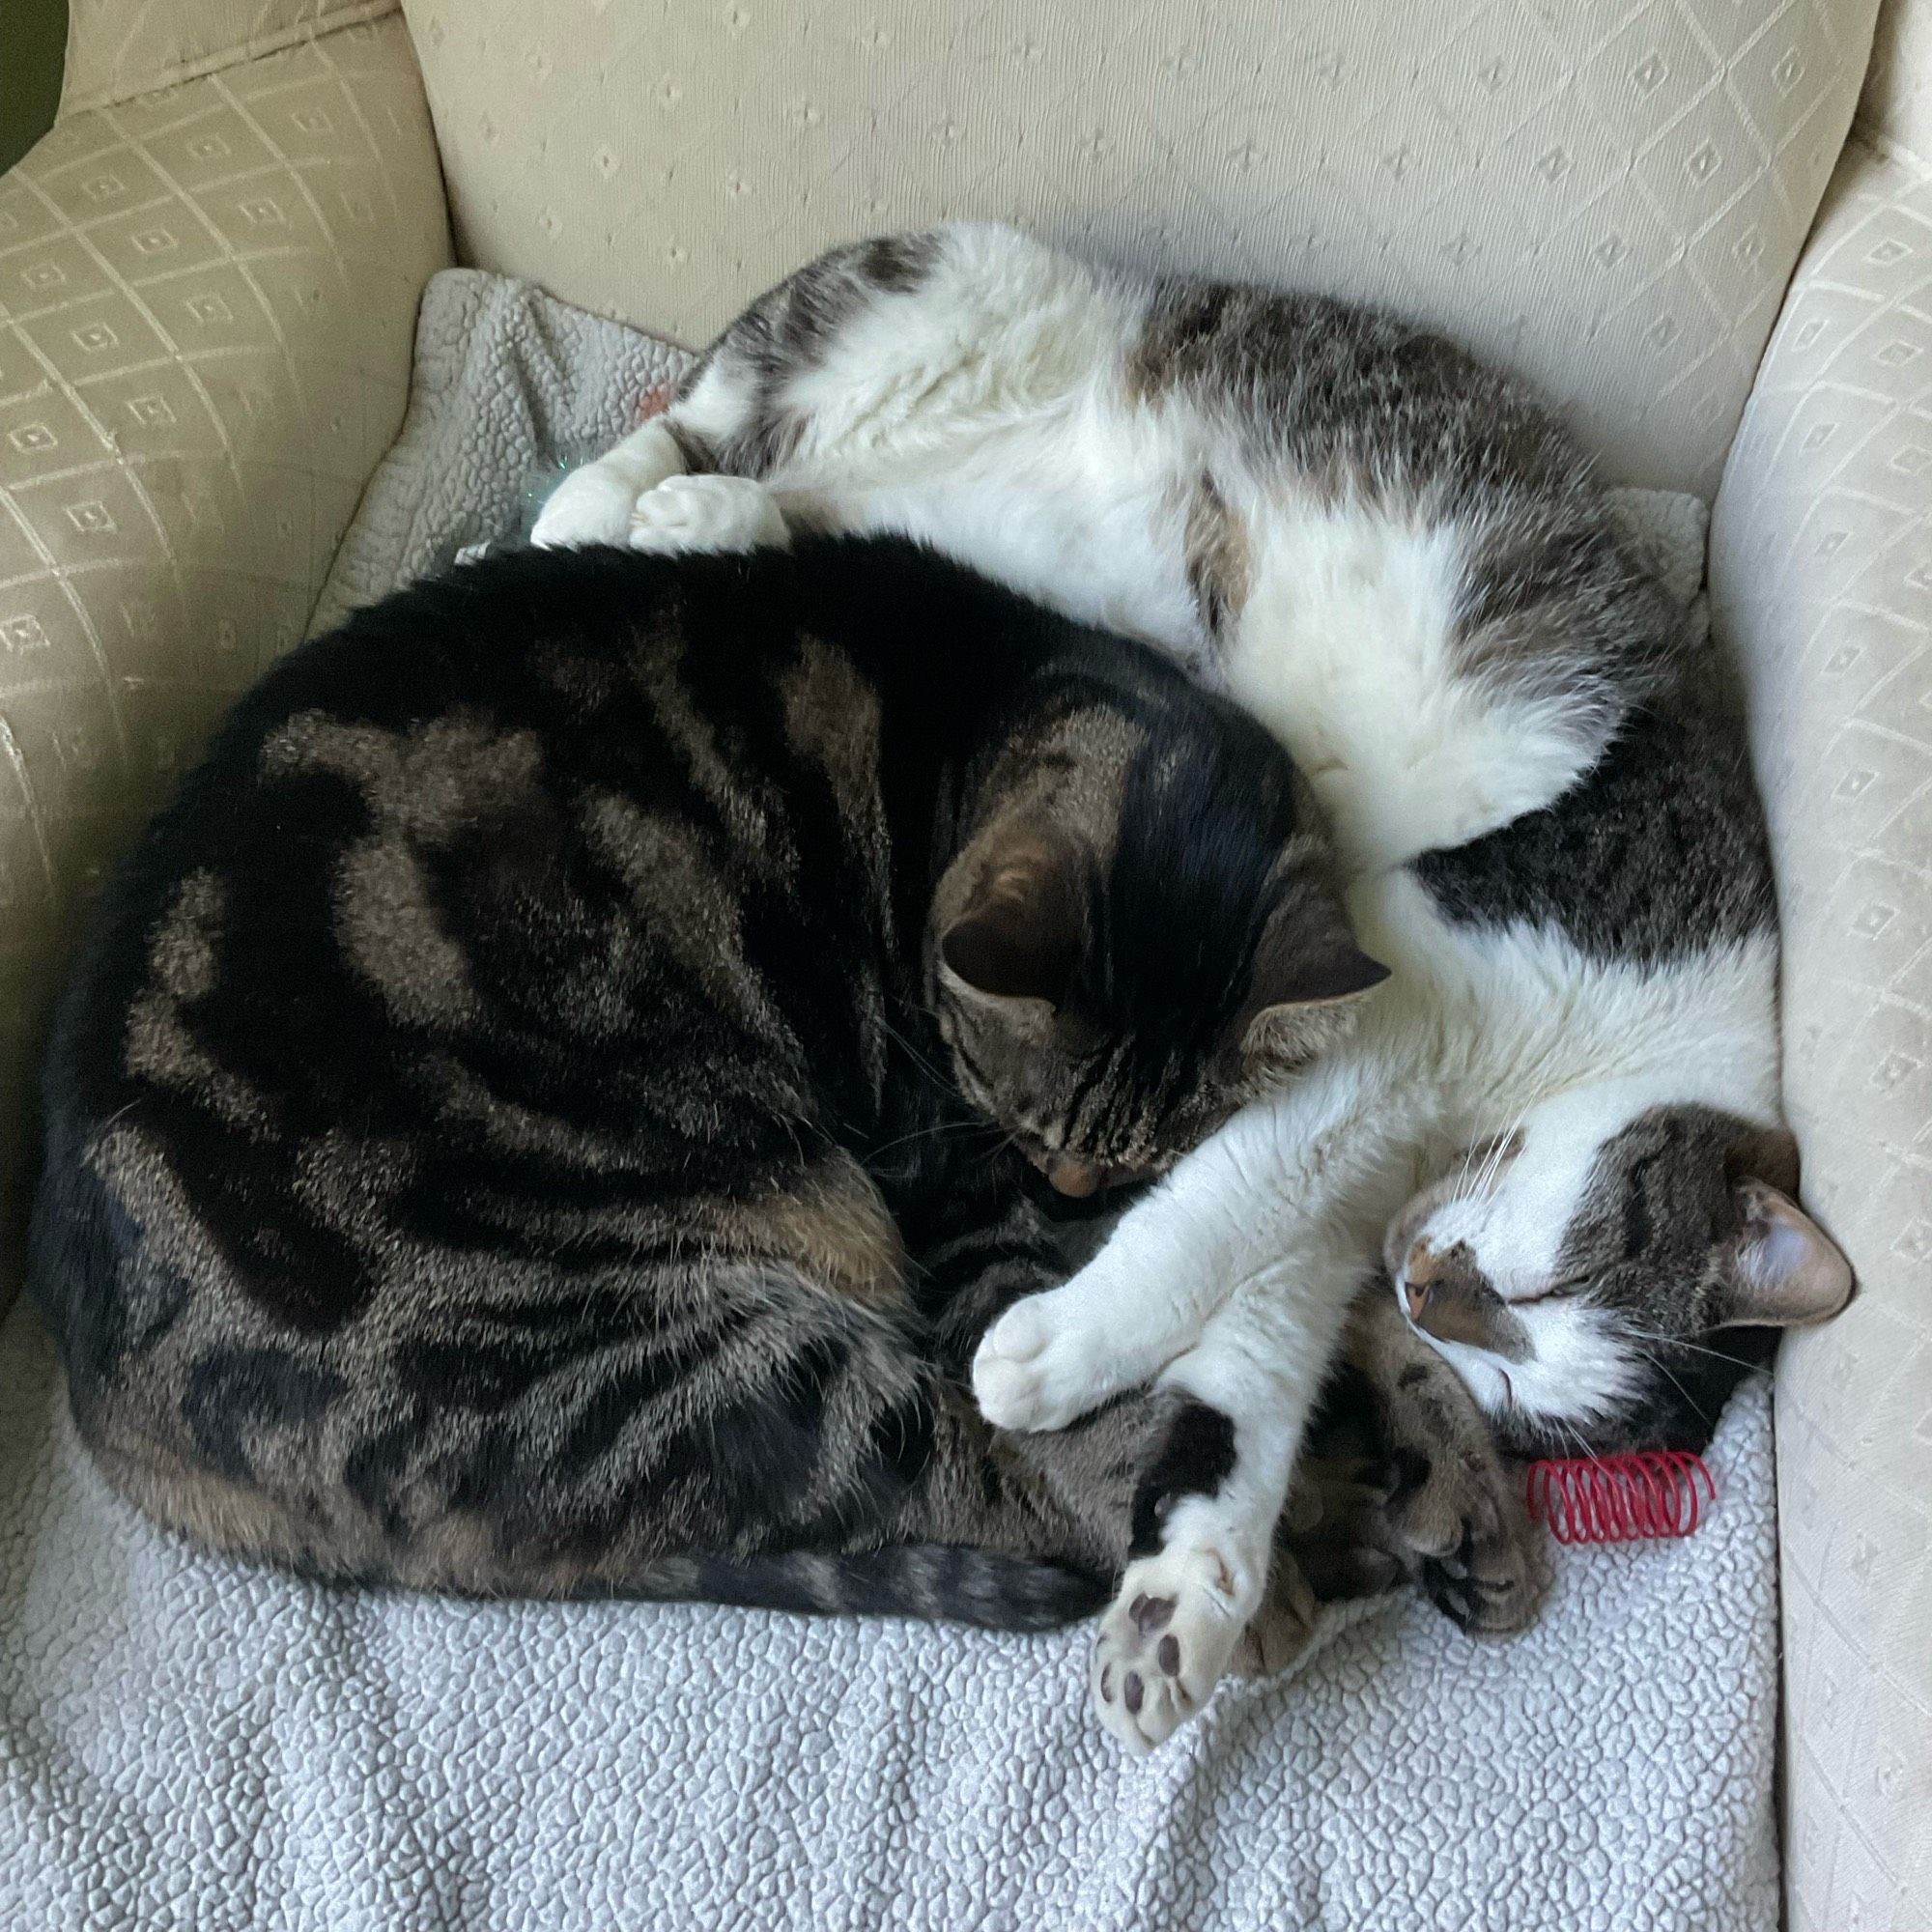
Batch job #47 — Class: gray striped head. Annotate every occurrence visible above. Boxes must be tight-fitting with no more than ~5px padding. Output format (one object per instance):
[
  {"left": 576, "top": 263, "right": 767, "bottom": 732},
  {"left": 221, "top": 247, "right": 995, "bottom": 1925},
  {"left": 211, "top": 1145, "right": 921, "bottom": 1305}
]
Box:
[
  {"left": 1384, "top": 1099, "right": 1852, "bottom": 1453},
  {"left": 930, "top": 688, "right": 1385, "bottom": 1197}
]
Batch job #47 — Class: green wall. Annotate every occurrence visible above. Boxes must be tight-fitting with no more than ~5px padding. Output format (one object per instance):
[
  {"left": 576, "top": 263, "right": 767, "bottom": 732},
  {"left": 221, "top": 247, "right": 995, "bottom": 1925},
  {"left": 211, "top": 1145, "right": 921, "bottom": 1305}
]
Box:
[{"left": 2, "top": 0, "right": 69, "bottom": 172}]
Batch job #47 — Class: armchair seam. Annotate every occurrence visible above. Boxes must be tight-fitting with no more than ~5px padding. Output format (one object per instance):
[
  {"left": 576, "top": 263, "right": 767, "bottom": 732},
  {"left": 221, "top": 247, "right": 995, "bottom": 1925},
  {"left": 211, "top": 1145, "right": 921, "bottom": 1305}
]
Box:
[
  {"left": 57, "top": 0, "right": 399, "bottom": 119},
  {"left": 1844, "top": 121, "right": 1932, "bottom": 186}
]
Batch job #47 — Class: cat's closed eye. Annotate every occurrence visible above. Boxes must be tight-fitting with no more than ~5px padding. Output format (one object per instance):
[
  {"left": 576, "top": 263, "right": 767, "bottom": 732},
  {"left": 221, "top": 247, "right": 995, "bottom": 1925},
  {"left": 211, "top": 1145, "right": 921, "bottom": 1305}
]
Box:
[{"left": 1381, "top": 1103, "right": 1853, "bottom": 1454}]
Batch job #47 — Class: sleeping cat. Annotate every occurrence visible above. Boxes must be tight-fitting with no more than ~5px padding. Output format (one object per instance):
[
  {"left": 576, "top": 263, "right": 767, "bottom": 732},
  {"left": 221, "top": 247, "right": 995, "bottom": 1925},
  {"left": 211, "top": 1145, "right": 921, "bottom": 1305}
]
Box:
[
  {"left": 31, "top": 533, "right": 1429, "bottom": 1632},
  {"left": 532, "top": 222, "right": 1855, "bottom": 1748}
]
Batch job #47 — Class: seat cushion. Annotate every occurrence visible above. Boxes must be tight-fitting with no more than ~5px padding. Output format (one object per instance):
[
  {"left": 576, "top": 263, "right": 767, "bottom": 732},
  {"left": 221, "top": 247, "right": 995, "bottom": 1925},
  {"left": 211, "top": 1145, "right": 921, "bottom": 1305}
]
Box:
[
  {"left": 399, "top": 0, "right": 1882, "bottom": 497},
  {"left": 0, "top": 268, "right": 1785, "bottom": 1932}
]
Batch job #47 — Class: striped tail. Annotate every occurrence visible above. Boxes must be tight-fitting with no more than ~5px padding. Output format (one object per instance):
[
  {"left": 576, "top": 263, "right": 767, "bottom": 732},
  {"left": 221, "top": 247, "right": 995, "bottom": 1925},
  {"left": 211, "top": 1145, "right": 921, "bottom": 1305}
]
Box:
[{"left": 608, "top": 1546, "right": 1109, "bottom": 1632}]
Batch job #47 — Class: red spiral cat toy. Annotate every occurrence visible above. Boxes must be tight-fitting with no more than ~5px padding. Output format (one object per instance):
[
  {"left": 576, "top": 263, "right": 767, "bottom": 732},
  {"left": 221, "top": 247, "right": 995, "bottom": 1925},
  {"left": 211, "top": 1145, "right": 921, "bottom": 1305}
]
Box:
[{"left": 1525, "top": 1452, "right": 1715, "bottom": 1545}]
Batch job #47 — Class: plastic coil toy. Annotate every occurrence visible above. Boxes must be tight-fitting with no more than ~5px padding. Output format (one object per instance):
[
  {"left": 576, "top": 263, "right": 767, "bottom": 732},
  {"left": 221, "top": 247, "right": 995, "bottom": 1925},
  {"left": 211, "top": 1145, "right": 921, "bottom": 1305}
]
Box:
[{"left": 1525, "top": 1451, "right": 1715, "bottom": 1545}]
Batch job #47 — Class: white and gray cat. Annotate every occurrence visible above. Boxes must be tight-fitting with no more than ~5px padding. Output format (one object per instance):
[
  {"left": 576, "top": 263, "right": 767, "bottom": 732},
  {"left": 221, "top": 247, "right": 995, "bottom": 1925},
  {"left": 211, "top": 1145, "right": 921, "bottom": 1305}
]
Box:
[{"left": 533, "top": 222, "right": 1853, "bottom": 1750}]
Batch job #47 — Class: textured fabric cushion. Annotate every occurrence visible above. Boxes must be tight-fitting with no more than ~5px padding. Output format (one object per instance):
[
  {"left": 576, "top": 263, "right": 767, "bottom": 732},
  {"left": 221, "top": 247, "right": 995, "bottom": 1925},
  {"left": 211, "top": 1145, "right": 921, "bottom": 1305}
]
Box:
[
  {"left": 307, "top": 273, "right": 691, "bottom": 634},
  {"left": 0, "top": 14, "right": 450, "bottom": 1299},
  {"left": 0, "top": 1285, "right": 1783, "bottom": 1931},
  {"left": 1710, "top": 135, "right": 1932, "bottom": 1932},
  {"left": 400, "top": 0, "right": 1880, "bottom": 497},
  {"left": 60, "top": 0, "right": 400, "bottom": 115}
]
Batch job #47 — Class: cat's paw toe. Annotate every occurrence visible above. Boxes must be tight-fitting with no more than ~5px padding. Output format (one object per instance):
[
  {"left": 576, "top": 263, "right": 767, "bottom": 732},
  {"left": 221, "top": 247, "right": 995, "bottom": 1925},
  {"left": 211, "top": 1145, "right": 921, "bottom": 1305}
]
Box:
[
  {"left": 628, "top": 474, "right": 788, "bottom": 555},
  {"left": 972, "top": 1300, "right": 1105, "bottom": 1433},
  {"left": 1272, "top": 1460, "right": 1408, "bottom": 1609},
  {"left": 1390, "top": 1444, "right": 1548, "bottom": 1636},
  {"left": 1230, "top": 1555, "right": 1321, "bottom": 1678},
  {"left": 531, "top": 466, "right": 642, "bottom": 549},
  {"left": 1092, "top": 1547, "right": 1249, "bottom": 1752}
]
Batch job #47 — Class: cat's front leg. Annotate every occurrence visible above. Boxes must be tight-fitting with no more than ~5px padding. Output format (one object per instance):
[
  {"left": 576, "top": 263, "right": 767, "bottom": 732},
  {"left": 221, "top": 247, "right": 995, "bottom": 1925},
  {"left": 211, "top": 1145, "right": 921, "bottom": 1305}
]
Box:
[
  {"left": 970, "top": 1107, "right": 1284, "bottom": 1432},
  {"left": 1342, "top": 1287, "right": 1550, "bottom": 1635},
  {"left": 1089, "top": 1234, "right": 1367, "bottom": 1751},
  {"left": 971, "top": 1271, "right": 1187, "bottom": 1434},
  {"left": 625, "top": 473, "right": 791, "bottom": 555}
]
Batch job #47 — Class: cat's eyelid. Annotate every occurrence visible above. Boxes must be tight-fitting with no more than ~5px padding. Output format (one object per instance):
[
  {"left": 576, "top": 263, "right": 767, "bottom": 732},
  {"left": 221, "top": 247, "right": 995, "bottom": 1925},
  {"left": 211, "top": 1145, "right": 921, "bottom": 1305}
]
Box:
[{"left": 1514, "top": 1274, "right": 1589, "bottom": 1306}]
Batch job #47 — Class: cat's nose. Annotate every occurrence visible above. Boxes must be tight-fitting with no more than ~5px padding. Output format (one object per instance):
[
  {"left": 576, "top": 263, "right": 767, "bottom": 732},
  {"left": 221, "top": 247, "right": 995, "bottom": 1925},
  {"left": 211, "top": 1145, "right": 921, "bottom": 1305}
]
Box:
[{"left": 1045, "top": 1154, "right": 1100, "bottom": 1199}]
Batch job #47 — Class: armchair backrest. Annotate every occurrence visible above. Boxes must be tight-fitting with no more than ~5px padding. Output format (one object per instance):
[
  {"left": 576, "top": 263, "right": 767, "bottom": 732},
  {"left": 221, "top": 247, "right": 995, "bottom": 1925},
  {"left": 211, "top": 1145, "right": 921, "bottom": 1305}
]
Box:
[{"left": 398, "top": 0, "right": 1882, "bottom": 495}]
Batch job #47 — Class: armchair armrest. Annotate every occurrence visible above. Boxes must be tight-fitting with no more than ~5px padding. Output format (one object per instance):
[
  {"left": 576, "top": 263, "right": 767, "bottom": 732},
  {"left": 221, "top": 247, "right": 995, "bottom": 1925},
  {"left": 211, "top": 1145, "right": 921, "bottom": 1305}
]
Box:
[
  {"left": 1710, "top": 134, "right": 1932, "bottom": 1931},
  {"left": 0, "top": 12, "right": 450, "bottom": 1293}
]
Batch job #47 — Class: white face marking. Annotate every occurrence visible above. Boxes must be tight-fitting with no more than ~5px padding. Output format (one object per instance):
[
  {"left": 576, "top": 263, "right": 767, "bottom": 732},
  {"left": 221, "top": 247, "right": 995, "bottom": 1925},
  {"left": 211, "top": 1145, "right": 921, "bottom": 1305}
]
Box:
[
  {"left": 1392, "top": 1273, "right": 1645, "bottom": 1436},
  {"left": 1423, "top": 1086, "right": 1652, "bottom": 1303},
  {"left": 1389, "top": 1081, "right": 1730, "bottom": 1437}
]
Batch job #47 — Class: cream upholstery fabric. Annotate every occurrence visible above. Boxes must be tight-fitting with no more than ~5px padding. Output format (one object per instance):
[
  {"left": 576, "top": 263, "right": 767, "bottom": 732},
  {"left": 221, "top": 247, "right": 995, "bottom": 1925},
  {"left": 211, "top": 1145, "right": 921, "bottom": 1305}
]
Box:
[
  {"left": 402, "top": 0, "right": 1881, "bottom": 497},
  {"left": 62, "top": 0, "right": 400, "bottom": 116},
  {"left": 1711, "top": 136, "right": 1932, "bottom": 1931},
  {"left": 0, "top": 13, "right": 450, "bottom": 1295},
  {"left": 1861, "top": 0, "right": 1932, "bottom": 162}
]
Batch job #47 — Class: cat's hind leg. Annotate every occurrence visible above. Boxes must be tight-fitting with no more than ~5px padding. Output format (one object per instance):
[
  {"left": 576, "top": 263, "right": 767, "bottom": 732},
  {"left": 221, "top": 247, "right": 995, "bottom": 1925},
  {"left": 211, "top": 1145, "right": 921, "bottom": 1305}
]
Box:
[
  {"left": 531, "top": 332, "right": 794, "bottom": 555},
  {"left": 625, "top": 473, "right": 791, "bottom": 555},
  {"left": 1341, "top": 1286, "right": 1550, "bottom": 1634},
  {"left": 532, "top": 234, "right": 934, "bottom": 554}
]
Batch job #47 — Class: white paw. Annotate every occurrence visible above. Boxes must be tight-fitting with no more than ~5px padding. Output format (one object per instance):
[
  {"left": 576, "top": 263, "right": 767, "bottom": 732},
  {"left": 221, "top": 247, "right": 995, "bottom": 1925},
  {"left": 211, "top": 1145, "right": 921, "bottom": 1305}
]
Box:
[
  {"left": 973, "top": 1293, "right": 1120, "bottom": 1433},
  {"left": 1092, "top": 1544, "right": 1255, "bottom": 1753},
  {"left": 531, "top": 463, "right": 645, "bottom": 550},
  {"left": 628, "top": 474, "right": 789, "bottom": 555}
]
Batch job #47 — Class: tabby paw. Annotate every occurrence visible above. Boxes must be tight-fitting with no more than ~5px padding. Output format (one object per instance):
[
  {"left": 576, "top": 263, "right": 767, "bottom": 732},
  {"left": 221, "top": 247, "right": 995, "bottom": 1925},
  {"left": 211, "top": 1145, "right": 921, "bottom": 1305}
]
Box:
[
  {"left": 1386, "top": 1436, "right": 1548, "bottom": 1636},
  {"left": 1230, "top": 1554, "right": 1321, "bottom": 1678},
  {"left": 1092, "top": 1544, "right": 1255, "bottom": 1752},
  {"left": 531, "top": 463, "right": 645, "bottom": 550},
  {"left": 628, "top": 474, "right": 789, "bottom": 554},
  {"left": 972, "top": 1293, "right": 1122, "bottom": 1433},
  {"left": 1275, "top": 1458, "right": 1408, "bottom": 1606}
]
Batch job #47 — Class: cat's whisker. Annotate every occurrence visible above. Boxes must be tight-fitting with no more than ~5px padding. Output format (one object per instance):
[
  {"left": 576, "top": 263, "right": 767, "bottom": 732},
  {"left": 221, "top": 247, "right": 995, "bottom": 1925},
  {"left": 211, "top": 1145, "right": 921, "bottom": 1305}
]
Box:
[
  {"left": 1477, "top": 1114, "right": 1527, "bottom": 1198},
  {"left": 879, "top": 1018, "right": 956, "bottom": 1094},
  {"left": 1630, "top": 1346, "right": 1709, "bottom": 1419},
  {"left": 86, "top": 1099, "right": 142, "bottom": 1144},
  {"left": 865, "top": 1119, "right": 1006, "bottom": 1161},
  {"left": 1617, "top": 1322, "right": 1770, "bottom": 1370}
]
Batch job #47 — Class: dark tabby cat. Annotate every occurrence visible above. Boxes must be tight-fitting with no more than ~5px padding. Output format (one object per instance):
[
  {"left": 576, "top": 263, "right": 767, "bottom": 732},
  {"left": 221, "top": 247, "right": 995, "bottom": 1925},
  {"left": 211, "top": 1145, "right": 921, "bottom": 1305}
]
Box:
[{"left": 31, "top": 535, "right": 1425, "bottom": 1629}]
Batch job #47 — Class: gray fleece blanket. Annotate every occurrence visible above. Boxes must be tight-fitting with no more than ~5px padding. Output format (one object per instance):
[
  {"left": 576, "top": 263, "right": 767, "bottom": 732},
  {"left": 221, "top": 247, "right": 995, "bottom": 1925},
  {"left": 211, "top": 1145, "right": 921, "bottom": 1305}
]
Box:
[{"left": 0, "top": 270, "right": 1777, "bottom": 1931}]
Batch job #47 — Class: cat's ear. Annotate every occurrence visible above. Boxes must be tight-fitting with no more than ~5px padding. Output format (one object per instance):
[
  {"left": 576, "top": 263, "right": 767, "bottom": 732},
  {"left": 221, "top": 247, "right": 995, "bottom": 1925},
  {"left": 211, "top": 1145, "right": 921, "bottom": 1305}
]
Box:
[
  {"left": 1233, "top": 893, "right": 1389, "bottom": 1070},
  {"left": 1723, "top": 1122, "right": 1802, "bottom": 1197},
  {"left": 939, "top": 828, "right": 1084, "bottom": 1010},
  {"left": 1715, "top": 1179, "right": 1854, "bottom": 1328}
]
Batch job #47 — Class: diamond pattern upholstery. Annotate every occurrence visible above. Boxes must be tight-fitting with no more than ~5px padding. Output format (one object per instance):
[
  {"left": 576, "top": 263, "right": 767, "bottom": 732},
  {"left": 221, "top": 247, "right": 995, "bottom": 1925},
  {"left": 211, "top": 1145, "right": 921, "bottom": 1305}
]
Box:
[
  {"left": 1712, "top": 132, "right": 1932, "bottom": 1931},
  {"left": 0, "top": 12, "right": 450, "bottom": 1290},
  {"left": 402, "top": 0, "right": 1879, "bottom": 497}
]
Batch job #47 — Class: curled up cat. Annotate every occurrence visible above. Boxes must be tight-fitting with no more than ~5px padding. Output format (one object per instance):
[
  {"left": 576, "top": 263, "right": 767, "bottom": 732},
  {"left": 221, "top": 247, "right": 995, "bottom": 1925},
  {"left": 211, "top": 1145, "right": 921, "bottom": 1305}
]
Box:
[
  {"left": 31, "top": 533, "right": 1417, "bottom": 1652},
  {"left": 531, "top": 222, "right": 1856, "bottom": 1748}
]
